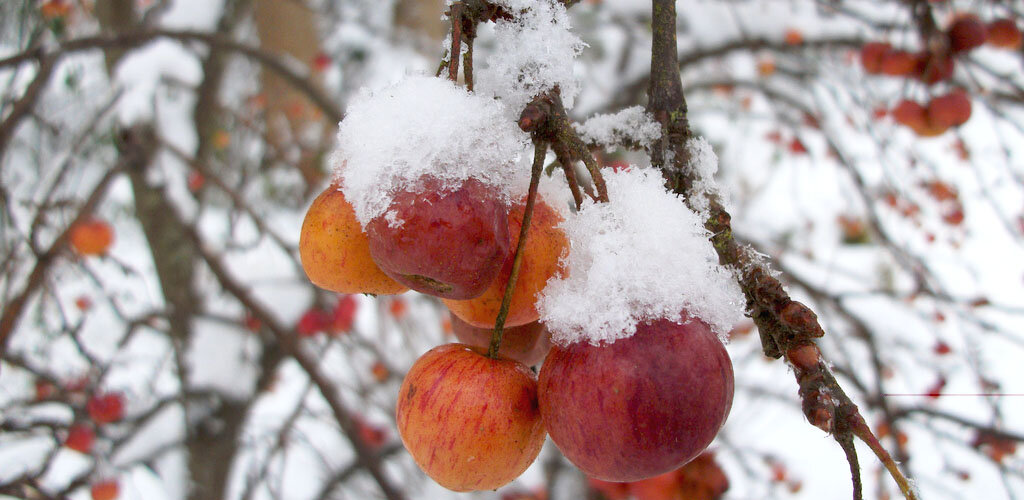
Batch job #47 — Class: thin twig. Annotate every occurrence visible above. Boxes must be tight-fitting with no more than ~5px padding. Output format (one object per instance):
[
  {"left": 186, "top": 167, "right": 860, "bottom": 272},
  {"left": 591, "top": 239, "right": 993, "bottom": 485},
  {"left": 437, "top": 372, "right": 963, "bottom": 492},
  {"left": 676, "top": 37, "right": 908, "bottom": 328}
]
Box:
[{"left": 488, "top": 141, "right": 547, "bottom": 358}]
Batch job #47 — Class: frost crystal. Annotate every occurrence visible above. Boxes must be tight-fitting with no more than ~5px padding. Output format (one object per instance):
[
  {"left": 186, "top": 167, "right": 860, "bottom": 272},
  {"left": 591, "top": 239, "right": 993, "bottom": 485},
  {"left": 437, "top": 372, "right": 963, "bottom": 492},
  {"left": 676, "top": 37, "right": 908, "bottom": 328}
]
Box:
[
  {"left": 574, "top": 106, "right": 662, "bottom": 150},
  {"left": 331, "top": 76, "right": 530, "bottom": 225},
  {"left": 477, "top": 0, "right": 585, "bottom": 113},
  {"left": 537, "top": 168, "right": 745, "bottom": 346}
]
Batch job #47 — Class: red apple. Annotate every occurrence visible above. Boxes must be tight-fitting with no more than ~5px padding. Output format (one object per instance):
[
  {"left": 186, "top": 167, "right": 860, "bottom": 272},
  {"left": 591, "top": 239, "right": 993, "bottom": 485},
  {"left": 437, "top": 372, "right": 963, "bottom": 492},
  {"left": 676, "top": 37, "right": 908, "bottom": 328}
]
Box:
[
  {"left": 880, "top": 50, "right": 918, "bottom": 77},
  {"left": 449, "top": 315, "right": 552, "bottom": 366},
  {"left": 538, "top": 317, "right": 734, "bottom": 482},
  {"left": 915, "top": 52, "right": 955, "bottom": 84},
  {"left": 86, "top": 392, "right": 124, "bottom": 424},
  {"left": 892, "top": 99, "right": 928, "bottom": 129},
  {"left": 443, "top": 199, "right": 568, "bottom": 329},
  {"left": 860, "top": 42, "right": 891, "bottom": 74},
  {"left": 396, "top": 343, "right": 545, "bottom": 491},
  {"left": 948, "top": 14, "right": 987, "bottom": 53},
  {"left": 928, "top": 90, "right": 972, "bottom": 128},
  {"left": 65, "top": 423, "right": 95, "bottom": 454},
  {"left": 367, "top": 177, "right": 510, "bottom": 299}
]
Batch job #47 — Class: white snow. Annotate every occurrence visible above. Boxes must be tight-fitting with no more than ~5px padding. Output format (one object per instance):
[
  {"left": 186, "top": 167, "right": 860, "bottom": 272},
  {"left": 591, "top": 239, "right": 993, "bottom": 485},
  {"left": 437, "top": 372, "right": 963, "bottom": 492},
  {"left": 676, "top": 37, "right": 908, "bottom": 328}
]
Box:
[
  {"left": 685, "top": 136, "right": 726, "bottom": 214},
  {"left": 537, "top": 167, "right": 745, "bottom": 345},
  {"left": 330, "top": 75, "right": 530, "bottom": 225},
  {"left": 476, "top": 0, "right": 586, "bottom": 113},
  {"left": 574, "top": 106, "right": 662, "bottom": 150}
]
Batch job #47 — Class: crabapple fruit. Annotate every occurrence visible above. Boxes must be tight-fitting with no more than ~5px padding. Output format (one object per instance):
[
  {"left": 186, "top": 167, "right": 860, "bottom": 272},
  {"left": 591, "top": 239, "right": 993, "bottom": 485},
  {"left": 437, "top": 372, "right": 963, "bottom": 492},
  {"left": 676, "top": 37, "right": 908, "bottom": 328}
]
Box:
[
  {"left": 300, "top": 185, "right": 408, "bottom": 295},
  {"left": 367, "top": 177, "right": 510, "bottom": 300},
  {"left": 396, "top": 343, "right": 545, "bottom": 491},
  {"left": 539, "top": 316, "right": 734, "bottom": 482},
  {"left": 443, "top": 199, "right": 567, "bottom": 328}
]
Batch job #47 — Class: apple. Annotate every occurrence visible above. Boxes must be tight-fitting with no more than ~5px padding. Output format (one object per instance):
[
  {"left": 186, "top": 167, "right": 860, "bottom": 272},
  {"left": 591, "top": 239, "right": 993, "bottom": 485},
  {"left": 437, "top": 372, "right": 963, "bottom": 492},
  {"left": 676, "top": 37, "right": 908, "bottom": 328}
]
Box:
[
  {"left": 300, "top": 185, "right": 408, "bottom": 295},
  {"left": 449, "top": 315, "right": 552, "bottom": 366},
  {"left": 860, "top": 42, "right": 892, "bottom": 74},
  {"left": 443, "top": 199, "right": 567, "bottom": 328},
  {"left": 69, "top": 218, "right": 114, "bottom": 256},
  {"left": 396, "top": 343, "right": 545, "bottom": 491},
  {"left": 880, "top": 50, "right": 918, "bottom": 77},
  {"left": 367, "top": 177, "right": 510, "bottom": 300},
  {"left": 90, "top": 479, "right": 119, "bottom": 500},
  {"left": 86, "top": 392, "right": 124, "bottom": 424},
  {"left": 915, "top": 51, "right": 955, "bottom": 84},
  {"left": 538, "top": 316, "right": 734, "bottom": 482},
  {"left": 65, "top": 423, "right": 95, "bottom": 454},
  {"left": 892, "top": 99, "right": 948, "bottom": 137},
  {"left": 783, "top": 28, "right": 803, "bottom": 45},
  {"left": 928, "top": 90, "right": 972, "bottom": 128},
  {"left": 988, "top": 19, "right": 1023, "bottom": 49},
  {"left": 948, "top": 14, "right": 987, "bottom": 53}
]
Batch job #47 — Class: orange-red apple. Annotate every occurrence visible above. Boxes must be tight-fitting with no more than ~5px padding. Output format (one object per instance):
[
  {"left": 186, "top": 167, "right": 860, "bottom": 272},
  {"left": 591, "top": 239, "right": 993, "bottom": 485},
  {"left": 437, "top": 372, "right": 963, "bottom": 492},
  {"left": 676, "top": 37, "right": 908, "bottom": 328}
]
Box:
[
  {"left": 538, "top": 317, "right": 734, "bottom": 482},
  {"left": 367, "top": 177, "right": 510, "bottom": 299},
  {"left": 928, "top": 90, "right": 972, "bottom": 128},
  {"left": 443, "top": 199, "right": 567, "bottom": 328},
  {"left": 300, "top": 185, "right": 408, "bottom": 295},
  {"left": 860, "top": 42, "right": 891, "bottom": 74},
  {"left": 69, "top": 218, "right": 114, "bottom": 256},
  {"left": 880, "top": 50, "right": 918, "bottom": 76},
  {"left": 988, "top": 19, "right": 1023, "bottom": 49},
  {"left": 90, "top": 479, "right": 119, "bottom": 500},
  {"left": 449, "top": 315, "right": 552, "bottom": 366},
  {"left": 396, "top": 343, "right": 545, "bottom": 491}
]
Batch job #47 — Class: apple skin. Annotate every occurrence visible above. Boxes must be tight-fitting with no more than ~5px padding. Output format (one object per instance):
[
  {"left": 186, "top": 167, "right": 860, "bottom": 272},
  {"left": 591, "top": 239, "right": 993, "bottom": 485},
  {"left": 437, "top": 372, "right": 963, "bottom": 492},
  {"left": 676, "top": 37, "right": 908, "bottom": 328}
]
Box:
[
  {"left": 69, "top": 218, "right": 114, "bottom": 256},
  {"left": 538, "top": 317, "right": 734, "bottom": 482},
  {"left": 367, "top": 177, "right": 510, "bottom": 300},
  {"left": 90, "top": 479, "right": 119, "bottom": 500},
  {"left": 396, "top": 343, "right": 546, "bottom": 491},
  {"left": 988, "top": 19, "right": 1023, "bottom": 49},
  {"left": 947, "top": 14, "right": 987, "bottom": 53},
  {"left": 300, "top": 185, "right": 408, "bottom": 295},
  {"left": 443, "top": 199, "right": 568, "bottom": 329},
  {"left": 859, "top": 42, "right": 891, "bottom": 74},
  {"left": 450, "top": 315, "right": 552, "bottom": 366},
  {"left": 927, "top": 90, "right": 971, "bottom": 128}
]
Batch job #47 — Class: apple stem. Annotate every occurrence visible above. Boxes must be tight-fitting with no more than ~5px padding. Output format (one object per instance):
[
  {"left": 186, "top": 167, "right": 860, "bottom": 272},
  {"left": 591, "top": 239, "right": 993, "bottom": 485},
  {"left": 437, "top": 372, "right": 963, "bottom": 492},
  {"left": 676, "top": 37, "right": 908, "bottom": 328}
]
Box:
[
  {"left": 463, "top": 35, "right": 475, "bottom": 91},
  {"left": 447, "top": 2, "right": 463, "bottom": 83},
  {"left": 488, "top": 141, "right": 547, "bottom": 359},
  {"left": 558, "top": 157, "right": 585, "bottom": 210}
]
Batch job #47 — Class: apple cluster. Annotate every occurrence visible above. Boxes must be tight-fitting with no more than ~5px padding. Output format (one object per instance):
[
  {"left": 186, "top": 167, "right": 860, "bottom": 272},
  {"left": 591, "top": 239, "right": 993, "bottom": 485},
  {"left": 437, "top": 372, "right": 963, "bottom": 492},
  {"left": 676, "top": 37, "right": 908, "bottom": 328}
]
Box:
[
  {"left": 299, "top": 153, "right": 742, "bottom": 492},
  {"left": 858, "top": 14, "right": 1021, "bottom": 137},
  {"left": 296, "top": 70, "right": 745, "bottom": 491},
  {"left": 299, "top": 176, "right": 736, "bottom": 490}
]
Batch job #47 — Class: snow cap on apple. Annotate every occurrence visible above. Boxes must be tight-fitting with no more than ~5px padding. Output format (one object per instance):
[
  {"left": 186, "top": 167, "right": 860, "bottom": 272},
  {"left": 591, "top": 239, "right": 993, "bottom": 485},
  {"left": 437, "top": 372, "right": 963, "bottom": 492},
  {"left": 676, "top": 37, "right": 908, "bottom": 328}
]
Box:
[
  {"left": 537, "top": 165, "right": 745, "bottom": 345},
  {"left": 331, "top": 75, "right": 530, "bottom": 226}
]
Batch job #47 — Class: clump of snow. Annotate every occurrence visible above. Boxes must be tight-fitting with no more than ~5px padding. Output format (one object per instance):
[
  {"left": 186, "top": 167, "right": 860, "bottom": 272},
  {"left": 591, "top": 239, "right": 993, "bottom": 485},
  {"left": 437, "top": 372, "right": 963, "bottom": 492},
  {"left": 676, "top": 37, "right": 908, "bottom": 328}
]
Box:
[
  {"left": 685, "top": 136, "right": 726, "bottom": 214},
  {"left": 477, "top": 0, "right": 586, "bottom": 113},
  {"left": 574, "top": 106, "right": 662, "bottom": 150},
  {"left": 331, "top": 75, "right": 530, "bottom": 225},
  {"left": 537, "top": 168, "right": 745, "bottom": 346}
]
